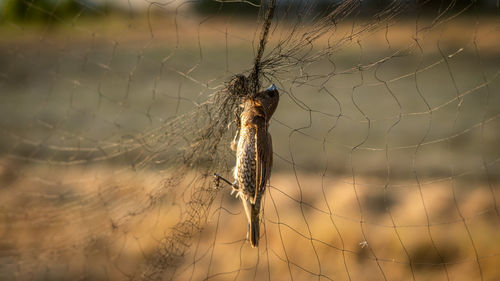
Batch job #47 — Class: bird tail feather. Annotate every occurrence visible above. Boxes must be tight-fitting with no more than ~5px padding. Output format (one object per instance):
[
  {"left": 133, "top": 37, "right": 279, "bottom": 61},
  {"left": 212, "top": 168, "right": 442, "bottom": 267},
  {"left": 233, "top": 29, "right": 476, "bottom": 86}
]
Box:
[{"left": 249, "top": 207, "right": 260, "bottom": 248}]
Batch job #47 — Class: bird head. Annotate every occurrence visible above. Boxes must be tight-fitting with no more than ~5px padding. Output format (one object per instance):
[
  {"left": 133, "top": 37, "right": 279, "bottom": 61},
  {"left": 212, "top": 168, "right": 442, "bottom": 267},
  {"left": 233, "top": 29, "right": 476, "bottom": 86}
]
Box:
[{"left": 253, "top": 84, "right": 279, "bottom": 120}]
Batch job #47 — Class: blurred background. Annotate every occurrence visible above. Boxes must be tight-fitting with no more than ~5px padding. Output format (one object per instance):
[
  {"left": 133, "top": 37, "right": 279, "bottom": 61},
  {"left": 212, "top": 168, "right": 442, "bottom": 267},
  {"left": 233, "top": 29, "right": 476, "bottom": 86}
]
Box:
[{"left": 1, "top": 1, "right": 499, "bottom": 280}]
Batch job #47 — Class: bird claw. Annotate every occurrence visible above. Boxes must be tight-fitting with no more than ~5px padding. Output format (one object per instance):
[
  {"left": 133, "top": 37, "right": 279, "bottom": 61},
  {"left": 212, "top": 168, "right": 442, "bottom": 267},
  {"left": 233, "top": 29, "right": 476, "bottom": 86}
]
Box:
[
  {"left": 231, "top": 186, "right": 243, "bottom": 198},
  {"left": 213, "top": 173, "right": 221, "bottom": 189},
  {"left": 213, "top": 173, "right": 240, "bottom": 195}
]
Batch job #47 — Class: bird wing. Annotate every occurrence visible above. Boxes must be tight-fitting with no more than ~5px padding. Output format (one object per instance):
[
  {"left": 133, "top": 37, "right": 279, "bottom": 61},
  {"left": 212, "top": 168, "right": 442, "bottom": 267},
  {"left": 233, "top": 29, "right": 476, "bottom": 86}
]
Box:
[{"left": 252, "top": 121, "right": 271, "bottom": 205}]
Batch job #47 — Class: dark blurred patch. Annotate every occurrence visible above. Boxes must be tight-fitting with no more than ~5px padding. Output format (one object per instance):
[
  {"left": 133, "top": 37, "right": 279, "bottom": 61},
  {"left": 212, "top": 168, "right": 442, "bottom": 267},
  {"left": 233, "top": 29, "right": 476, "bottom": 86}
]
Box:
[
  {"left": 0, "top": 0, "right": 104, "bottom": 23},
  {"left": 363, "top": 191, "right": 397, "bottom": 216},
  {"left": 192, "top": 0, "right": 260, "bottom": 16},
  {"left": 192, "top": 0, "right": 499, "bottom": 19},
  {"left": 410, "top": 241, "right": 460, "bottom": 271},
  {"left": 0, "top": 160, "right": 20, "bottom": 188}
]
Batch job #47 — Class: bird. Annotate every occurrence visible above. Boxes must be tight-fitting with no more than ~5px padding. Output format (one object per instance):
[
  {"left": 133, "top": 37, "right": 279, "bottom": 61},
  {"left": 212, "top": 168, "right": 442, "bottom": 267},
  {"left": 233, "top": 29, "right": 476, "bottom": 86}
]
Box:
[{"left": 229, "top": 83, "right": 279, "bottom": 247}]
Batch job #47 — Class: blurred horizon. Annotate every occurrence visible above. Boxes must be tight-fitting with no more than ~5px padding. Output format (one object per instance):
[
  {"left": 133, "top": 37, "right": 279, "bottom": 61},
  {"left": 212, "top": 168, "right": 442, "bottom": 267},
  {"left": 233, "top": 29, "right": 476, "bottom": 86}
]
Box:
[{"left": 2, "top": 0, "right": 500, "bottom": 24}]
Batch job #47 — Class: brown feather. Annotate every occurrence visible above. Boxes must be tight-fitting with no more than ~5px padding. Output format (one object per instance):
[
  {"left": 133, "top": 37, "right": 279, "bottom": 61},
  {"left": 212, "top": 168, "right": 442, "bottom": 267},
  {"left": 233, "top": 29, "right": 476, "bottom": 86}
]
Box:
[{"left": 253, "top": 118, "right": 268, "bottom": 205}]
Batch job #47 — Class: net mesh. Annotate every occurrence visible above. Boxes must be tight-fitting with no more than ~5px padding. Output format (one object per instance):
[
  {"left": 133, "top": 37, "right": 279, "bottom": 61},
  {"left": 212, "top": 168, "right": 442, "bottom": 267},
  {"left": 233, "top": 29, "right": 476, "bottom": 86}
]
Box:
[{"left": 1, "top": 0, "right": 499, "bottom": 280}]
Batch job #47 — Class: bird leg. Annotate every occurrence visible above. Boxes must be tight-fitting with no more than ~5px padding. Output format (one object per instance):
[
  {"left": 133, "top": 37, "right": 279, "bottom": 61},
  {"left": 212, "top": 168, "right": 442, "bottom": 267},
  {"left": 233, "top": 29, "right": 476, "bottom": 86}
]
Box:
[{"left": 213, "top": 173, "right": 239, "bottom": 194}]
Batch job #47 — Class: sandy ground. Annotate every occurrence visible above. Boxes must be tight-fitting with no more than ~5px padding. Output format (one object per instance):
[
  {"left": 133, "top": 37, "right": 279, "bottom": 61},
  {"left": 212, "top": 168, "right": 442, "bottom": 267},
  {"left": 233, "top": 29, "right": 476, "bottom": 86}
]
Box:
[{"left": 0, "top": 162, "right": 499, "bottom": 280}]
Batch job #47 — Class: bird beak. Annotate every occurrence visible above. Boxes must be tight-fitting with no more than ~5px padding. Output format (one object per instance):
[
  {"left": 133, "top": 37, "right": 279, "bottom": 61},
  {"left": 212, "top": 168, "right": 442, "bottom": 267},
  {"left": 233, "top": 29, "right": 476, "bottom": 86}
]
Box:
[{"left": 266, "top": 84, "right": 277, "bottom": 92}]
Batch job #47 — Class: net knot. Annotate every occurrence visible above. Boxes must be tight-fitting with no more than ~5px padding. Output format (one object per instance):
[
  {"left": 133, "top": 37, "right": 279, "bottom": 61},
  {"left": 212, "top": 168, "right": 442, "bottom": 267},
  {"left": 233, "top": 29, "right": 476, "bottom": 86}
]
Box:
[{"left": 228, "top": 74, "right": 251, "bottom": 99}]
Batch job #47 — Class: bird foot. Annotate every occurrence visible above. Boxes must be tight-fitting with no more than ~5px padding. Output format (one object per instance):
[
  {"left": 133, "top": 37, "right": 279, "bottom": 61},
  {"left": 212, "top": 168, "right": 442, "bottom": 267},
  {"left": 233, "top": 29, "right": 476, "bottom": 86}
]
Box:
[
  {"left": 213, "top": 173, "right": 238, "bottom": 190},
  {"left": 231, "top": 186, "right": 243, "bottom": 199},
  {"left": 213, "top": 174, "right": 221, "bottom": 189}
]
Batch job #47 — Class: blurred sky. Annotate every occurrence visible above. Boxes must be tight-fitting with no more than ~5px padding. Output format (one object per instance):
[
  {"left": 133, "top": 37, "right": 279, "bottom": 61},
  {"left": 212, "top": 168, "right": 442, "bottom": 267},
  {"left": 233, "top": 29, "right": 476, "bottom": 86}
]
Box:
[
  {"left": 1, "top": 0, "right": 499, "bottom": 14},
  {"left": 90, "top": 0, "right": 500, "bottom": 9}
]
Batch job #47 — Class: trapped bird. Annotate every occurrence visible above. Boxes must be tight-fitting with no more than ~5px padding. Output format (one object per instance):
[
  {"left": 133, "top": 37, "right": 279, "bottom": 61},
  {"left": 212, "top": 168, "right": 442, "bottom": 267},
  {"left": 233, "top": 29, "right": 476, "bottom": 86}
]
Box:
[{"left": 215, "top": 84, "right": 279, "bottom": 247}]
